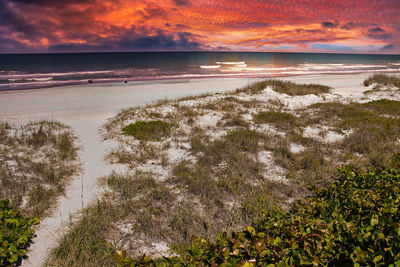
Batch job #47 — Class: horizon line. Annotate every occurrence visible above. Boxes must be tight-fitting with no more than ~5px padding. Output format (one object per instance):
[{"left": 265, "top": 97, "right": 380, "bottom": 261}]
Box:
[{"left": 1, "top": 50, "right": 400, "bottom": 56}]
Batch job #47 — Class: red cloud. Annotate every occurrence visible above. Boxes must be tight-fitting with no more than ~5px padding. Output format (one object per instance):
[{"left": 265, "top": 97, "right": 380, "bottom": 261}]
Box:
[{"left": 0, "top": 0, "right": 399, "bottom": 53}]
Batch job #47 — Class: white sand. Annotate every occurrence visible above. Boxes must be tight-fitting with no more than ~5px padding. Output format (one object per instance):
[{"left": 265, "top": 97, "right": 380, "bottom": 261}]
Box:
[
  {"left": 0, "top": 73, "right": 398, "bottom": 266},
  {"left": 0, "top": 78, "right": 260, "bottom": 267}
]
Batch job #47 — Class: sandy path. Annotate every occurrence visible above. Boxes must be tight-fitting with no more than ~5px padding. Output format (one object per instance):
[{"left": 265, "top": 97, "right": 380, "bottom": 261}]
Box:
[{"left": 0, "top": 78, "right": 258, "bottom": 267}]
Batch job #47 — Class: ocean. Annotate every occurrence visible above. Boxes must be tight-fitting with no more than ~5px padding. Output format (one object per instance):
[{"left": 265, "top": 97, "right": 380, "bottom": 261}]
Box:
[{"left": 0, "top": 52, "right": 400, "bottom": 91}]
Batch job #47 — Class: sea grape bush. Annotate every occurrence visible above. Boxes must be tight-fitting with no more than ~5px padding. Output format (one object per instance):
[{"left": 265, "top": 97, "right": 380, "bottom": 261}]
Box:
[
  {"left": 115, "top": 155, "right": 400, "bottom": 266},
  {"left": 122, "top": 121, "right": 171, "bottom": 141},
  {"left": 0, "top": 199, "right": 38, "bottom": 266}
]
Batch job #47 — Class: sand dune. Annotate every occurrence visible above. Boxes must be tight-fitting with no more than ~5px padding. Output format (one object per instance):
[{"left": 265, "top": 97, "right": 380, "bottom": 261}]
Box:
[{"left": 0, "top": 74, "right": 397, "bottom": 266}]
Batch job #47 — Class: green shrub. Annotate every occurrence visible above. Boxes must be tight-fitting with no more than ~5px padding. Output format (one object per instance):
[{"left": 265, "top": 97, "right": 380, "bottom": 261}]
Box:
[
  {"left": 122, "top": 121, "right": 171, "bottom": 141},
  {"left": 115, "top": 156, "right": 400, "bottom": 266},
  {"left": 254, "top": 111, "right": 297, "bottom": 128},
  {"left": 0, "top": 199, "right": 38, "bottom": 266}
]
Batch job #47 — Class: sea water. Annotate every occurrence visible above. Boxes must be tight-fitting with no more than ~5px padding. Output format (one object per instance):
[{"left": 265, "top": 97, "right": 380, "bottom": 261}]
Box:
[{"left": 0, "top": 52, "right": 399, "bottom": 90}]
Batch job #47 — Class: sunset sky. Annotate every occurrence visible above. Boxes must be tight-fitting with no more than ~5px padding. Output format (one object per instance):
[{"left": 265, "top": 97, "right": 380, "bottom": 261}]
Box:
[{"left": 0, "top": 0, "right": 399, "bottom": 54}]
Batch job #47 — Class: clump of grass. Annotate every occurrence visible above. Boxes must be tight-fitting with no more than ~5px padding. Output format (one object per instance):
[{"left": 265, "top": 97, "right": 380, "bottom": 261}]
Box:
[
  {"left": 46, "top": 201, "right": 117, "bottom": 267},
  {"left": 363, "top": 73, "right": 400, "bottom": 89},
  {"left": 236, "top": 80, "right": 331, "bottom": 96},
  {"left": 0, "top": 120, "right": 80, "bottom": 218},
  {"left": 222, "top": 113, "right": 249, "bottom": 127},
  {"left": 266, "top": 80, "right": 331, "bottom": 96},
  {"left": 235, "top": 80, "right": 271, "bottom": 94},
  {"left": 122, "top": 120, "right": 171, "bottom": 141},
  {"left": 254, "top": 111, "right": 298, "bottom": 128}
]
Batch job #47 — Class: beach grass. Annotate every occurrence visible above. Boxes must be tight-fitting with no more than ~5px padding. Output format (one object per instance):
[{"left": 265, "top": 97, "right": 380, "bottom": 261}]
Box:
[
  {"left": 0, "top": 120, "right": 80, "bottom": 218},
  {"left": 45, "top": 201, "right": 116, "bottom": 267},
  {"left": 363, "top": 73, "right": 400, "bottom": 89},
  {"left": 235, "top": 79, "right": 331, "bottom": 95}
]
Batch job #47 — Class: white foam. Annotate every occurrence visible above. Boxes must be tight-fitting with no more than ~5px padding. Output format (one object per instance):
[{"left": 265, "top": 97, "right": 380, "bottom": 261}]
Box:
[
  {"left": 0, "top": 70, "right": 114, "bottom": 79},
  {"left": 216, "top": 61, "right": 246, "bottom": 65},
  {"left": 200, "top": 65, "right": 221, "bottom": 69}
]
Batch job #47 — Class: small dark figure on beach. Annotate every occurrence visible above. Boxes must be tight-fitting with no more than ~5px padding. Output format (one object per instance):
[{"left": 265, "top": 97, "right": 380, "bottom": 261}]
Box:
[
  {"left": 123, "top": 80, "right": 128, "bottom": 84},
  {"left": 88, "top": 79, "right": 93, "bottom": 84}
]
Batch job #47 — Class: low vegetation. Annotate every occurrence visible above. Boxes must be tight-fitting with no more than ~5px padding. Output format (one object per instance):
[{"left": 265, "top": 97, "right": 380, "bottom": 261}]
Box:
[
  {"left": 236, "top": 80, "right": 331, "bottom": 95},
  {"left": 309, "top": 100, "right": 400, "bottom": 168},
  {"left": 254, "top": 111, "right": 297, "bottom": 128},
  {"left": 363, "top": 73, "right": 400, "bottom": 89},
  {"left": 48, "top": 78, "right": 400, "bottom": 266},
  {"left": 116, "top": 154, "right": 400, "bottom": 266},
  {"left": 0, "top": 120, "right": 80, "bottom": 218},
  {"left": 122, "top": 121, "right": 172, "bottom": 141},
  {"left": 45, "top": 201, "right": 116, "bottom": 267},
  {"left": 0, "top": 199, "right": 38, "bottom": 266}
]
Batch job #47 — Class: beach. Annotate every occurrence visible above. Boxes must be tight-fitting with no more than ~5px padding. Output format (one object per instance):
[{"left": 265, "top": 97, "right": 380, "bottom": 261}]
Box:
[
  {"left": 0, "top": 77, "right": 261, "bottom": 266},
  {"left": 0, "top": 73, "right": 399, "bottom": 266}
]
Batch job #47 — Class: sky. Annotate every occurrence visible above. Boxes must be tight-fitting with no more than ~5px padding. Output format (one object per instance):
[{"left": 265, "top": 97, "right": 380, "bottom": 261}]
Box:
[{"left": 0, "top": 0, "right": 399, "bottom": 54}]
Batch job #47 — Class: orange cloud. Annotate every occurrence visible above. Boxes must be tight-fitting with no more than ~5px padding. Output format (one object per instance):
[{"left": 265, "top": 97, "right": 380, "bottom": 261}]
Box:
[{"left": 0, "top": 0, "right": 399, "bottom": 53}]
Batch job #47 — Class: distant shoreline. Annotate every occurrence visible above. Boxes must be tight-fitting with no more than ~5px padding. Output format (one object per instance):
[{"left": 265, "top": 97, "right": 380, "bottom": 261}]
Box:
[{"left": 2, "top": 71, "right": 400, "bottom": 92}]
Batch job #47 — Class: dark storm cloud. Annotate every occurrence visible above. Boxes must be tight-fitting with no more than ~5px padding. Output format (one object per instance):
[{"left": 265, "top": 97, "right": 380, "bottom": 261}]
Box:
[
  {"left": 341, "top": 22, "right": 377, "bottom": 30},
  {"left": 0, "top": 1, "right": 36, "bottom": 35},
  {"left": 8, "top": 0, "right": 94, "bottom": 7},
  {"left": 369, "top": 27, "right": 385, "bottom": 33},
  {"left": 0, "top": 35, "right": 30, "bottom": 52},
  {"left": 321, "top": 21, "right": 339, "bottom": 28},
  {"left": 242, "top": 22, "right": 270, "bottom": 28},
  {"left": 380, "top": 44, "right": 394, "bottom": 51},
  {"left": 367, "top": 27, "right": 390, "bottom": 40},
  {"left": 368, "top": 33, "right": 390, "bottom": 40},
  {"left": 295, "top": 29, "right": 323, "bottom": 34},
  {"left": 341, "top": 22, "right": 356, "bottom": 30},
  {"left": 175, "top": 24, "right": 187, "bottom": 29},
  {"left": 48, "top": 43, "right": 113, "bottom": 52},
  {"left": 118, "top": 31, "right": 200, "bottom": 50},
  {"left": 48, "top": 31, "right": 202, "bottom": 52}
]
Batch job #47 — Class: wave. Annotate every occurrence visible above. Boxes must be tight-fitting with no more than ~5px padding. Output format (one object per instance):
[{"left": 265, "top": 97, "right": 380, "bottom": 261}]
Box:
[
  {"left": 1, "top": 60, "right": 399, "bottom": 91},
  {"left": 216, "top": 61, "right": 246, "bottom": 65},
  {"left": 200, "top": 65, "right": 221, "bottom": 69},
  {"left": 0, "top": 70, "right": 115, "bottom": 80}
]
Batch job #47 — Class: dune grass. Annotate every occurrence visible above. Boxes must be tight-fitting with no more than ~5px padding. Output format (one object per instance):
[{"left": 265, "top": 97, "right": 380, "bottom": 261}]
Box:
[
  {"left": 363, "top": 73, "right": 400, "bottom": 89},
  {"left": 235, "top": 79, "right": 331, "bottom": 95},
  {"left": 45, "top": 201, "right": 116, "bottom": 267},
  {"left": 0, "top": 120, "right": 80, "bottom": 218}
]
